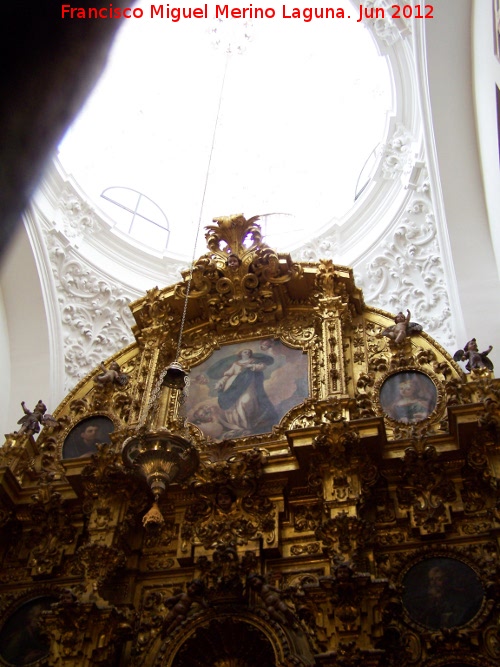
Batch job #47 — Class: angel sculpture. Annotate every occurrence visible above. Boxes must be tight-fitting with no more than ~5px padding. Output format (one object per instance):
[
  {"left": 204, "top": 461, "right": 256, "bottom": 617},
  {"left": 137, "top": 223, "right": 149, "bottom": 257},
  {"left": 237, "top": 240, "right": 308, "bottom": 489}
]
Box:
[
  {"left": 380, "top": 310, "right": 423, "bottom": 345},
  {"left": 163, "top": 579, "right": 207, "bottom": 635},
  {"left": 247, "top": 574, "right": 297, "bottom": 627},
  {"left": 94, "top": 361, "right": 129, "bottom": 387},
  {"left": 453, "top": 338, "right": 493, "bottom": 372},
  {"left": 16, "top": 400, "right": 58, "bottom": 435}
]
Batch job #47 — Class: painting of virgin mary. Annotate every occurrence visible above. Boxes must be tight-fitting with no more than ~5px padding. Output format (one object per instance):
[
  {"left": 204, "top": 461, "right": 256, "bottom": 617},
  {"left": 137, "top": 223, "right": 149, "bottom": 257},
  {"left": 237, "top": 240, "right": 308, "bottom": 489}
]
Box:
[
  {"left": 184, "top": 339, "right": 308, "bottom": 440},
  {"left": 209, "top": 348, "right": 278, "bottom": 435}
]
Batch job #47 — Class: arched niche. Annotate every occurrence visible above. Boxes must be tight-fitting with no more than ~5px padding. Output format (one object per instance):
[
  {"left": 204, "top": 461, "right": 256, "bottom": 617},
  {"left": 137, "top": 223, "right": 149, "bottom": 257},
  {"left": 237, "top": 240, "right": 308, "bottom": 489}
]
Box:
[{"left": 150, "top": 608, "right": 315, "bottom": 667}]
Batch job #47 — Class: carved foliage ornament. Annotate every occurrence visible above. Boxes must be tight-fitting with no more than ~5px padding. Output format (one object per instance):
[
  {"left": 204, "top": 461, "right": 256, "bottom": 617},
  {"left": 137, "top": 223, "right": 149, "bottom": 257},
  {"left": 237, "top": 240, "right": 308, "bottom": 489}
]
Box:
[
  {"left": 355, "top": 198, "right": 455, "bottom": 348},
  {"left": 309, "top": 420, "right": 378, "bottom": 506},
  {"left": 196, "top": 543, "right": 258, "bottom": 595},
  {"left": 175, "top": 214, "right": 303, "bottom": 329},
  {"left": 19, "top": 476, "right": 76, "bottom": 577},
  {"left": 181, "top": 447, "right": 276, "bottom": 550},
  {"left": 396, "top": 443, "right": 457, "bottom": 535},
  {"left": 315, "top": 511, "right": 375, "bottom": 567}
]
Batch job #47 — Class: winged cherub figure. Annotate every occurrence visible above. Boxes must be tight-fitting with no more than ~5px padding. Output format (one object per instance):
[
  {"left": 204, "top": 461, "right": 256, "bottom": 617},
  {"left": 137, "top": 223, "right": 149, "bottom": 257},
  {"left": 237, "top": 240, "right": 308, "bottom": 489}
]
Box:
[
  {"left": 16, "top": 400, "right": 58, "bottom": 435},
  {"left": 381, "top": 309, "right": 423, "bottom": 344},
  {"left": 453, "top": 338, "right": 493, "bottom": 372},
  {"left": 94, "top": 361, "right": 129, "bottom": 387}
]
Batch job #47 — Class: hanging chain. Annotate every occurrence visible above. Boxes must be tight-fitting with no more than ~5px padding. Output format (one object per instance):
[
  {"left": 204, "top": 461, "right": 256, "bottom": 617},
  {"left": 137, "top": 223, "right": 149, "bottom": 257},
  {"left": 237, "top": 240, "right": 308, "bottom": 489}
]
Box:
[{"left": 174, "top": 53, "right": 230, "bottom": 363}]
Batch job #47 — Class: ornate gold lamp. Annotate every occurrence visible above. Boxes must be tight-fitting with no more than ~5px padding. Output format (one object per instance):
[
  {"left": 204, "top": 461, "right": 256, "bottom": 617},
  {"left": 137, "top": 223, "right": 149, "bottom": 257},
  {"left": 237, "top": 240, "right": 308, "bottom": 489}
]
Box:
[{"left": 122, "top": 431, "right": 199, "bottom": 525}]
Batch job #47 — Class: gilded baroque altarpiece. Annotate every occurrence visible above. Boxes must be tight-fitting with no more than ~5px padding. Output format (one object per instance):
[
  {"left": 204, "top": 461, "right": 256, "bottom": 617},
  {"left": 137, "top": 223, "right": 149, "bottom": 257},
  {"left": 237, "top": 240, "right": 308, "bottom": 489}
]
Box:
[{"left": 0, "top": 216, "right": 499, "bottom": 667}]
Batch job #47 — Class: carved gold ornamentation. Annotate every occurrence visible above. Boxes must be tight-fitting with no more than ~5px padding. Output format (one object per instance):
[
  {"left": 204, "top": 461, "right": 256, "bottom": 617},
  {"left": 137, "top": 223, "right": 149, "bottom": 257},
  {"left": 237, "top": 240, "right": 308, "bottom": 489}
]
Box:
[
  {"left": 2, "top": 216, "right": 500, "bottom": 666},
  {"left": 21, "top": 475, "right": 77, "bottom": 576},
  {"left": 173, "top": 214, "right": 303, "bottom": 330},
  {"left": 316, "top": 512, "right": 375, "bottom": 567},
  {"left": 181, "top": 447, "right": 276, "bottom": 551},
  {"left": 395, "top": 443, "right": 457, "bottom": 535},
  {"left": 43, "top": 591, "right": 134, "bottom": 665}
]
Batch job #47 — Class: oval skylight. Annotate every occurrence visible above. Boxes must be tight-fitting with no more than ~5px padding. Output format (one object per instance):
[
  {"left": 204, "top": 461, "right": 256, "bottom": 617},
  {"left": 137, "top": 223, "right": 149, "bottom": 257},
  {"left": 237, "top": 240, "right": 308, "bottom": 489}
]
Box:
[{"left": 58, "top": 1, "right": 392, "bottom": 258}]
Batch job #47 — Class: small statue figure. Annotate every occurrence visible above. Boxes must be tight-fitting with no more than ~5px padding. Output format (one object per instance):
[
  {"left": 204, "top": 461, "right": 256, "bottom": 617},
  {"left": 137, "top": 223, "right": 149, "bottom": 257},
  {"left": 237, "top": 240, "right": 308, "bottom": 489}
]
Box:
[
  {"left": 241, "top": 446, "right": 268, "bottom": 468},
  {"left": 94, "top": 361, "right": 129, "bottom": 387},
  {"left": 16, "top": 400, "right": 58, "bottom": 436},
  {"left": 55, "top": 587, "right": 78, "bottom": 607},
  {"left": 380, "top": 310, "right": 422, "bottom": 344},
  {"left": 215, "top": 486, "right": 236, "bottom": 513},
  {"left": 453, "top": 338, "right": 493, "bottom": 372},
  {"left": 226, "top": 253, "right": 241, "bottom": 271},
  {"left": 163, "top": 579, "right": 207, "bottom": 635},
  {"left": 247, "top": 574, "right": 296, "bottom": 627}
]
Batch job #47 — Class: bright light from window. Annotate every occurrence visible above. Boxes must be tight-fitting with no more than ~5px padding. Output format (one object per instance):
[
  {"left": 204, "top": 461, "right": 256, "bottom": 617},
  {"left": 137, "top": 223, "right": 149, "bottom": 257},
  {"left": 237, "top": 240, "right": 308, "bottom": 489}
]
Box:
[{"left": 58, "top": 0, "right": 392, "bottom": 257}]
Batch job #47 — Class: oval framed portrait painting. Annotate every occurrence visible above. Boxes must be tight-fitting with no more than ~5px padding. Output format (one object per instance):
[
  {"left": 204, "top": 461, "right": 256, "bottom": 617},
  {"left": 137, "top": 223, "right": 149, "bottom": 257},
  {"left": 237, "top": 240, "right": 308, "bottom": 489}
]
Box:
[
  {"left": 402, "top": 557, "right": 484, "bottom": 629},
  {"left": 0, "top": 596, "right": 56, "bottom": 665},
  {"left": 62, "top": 416, "right": 114, "bottom": 460},
  {"left": 380, "top": 371, "right": 437, "bottom": 424}
]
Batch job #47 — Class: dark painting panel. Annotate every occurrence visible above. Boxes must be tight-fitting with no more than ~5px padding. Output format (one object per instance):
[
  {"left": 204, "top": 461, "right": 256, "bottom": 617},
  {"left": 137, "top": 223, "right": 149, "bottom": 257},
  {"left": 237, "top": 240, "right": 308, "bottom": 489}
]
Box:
[
  {"left": 0, "top": 596, "right": 56, "bottom": 665},
  {"left": 184, "top": 339, "right": 309, "bottom": 440},
  {"left": 62, "top": 416, "right": 114, "bottom": 459},
  {"left": 380, "top": 371, "right": 437, "bottom": 423},
  {"left": 402, "top": 557, "right": 484, "bottom": 629}
]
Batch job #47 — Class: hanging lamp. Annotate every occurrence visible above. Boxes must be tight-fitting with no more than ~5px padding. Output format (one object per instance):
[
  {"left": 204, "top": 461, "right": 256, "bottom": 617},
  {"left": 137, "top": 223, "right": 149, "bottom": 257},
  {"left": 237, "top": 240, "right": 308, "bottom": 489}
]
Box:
[{"left": 122, "top": 430, "right": 199, "bottom": 526}]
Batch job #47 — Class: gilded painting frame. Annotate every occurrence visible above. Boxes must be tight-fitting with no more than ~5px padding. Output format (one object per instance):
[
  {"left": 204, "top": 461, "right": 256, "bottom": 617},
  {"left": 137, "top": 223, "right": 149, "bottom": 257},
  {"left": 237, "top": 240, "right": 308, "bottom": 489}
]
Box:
[
  {"left": 62, "top": 414, "right": 115, "bottom": 460},
  {"left": 379, "top": 370, "right": 437, "bottom": 424},
  {"left": 0, "top": 595, "right": 56, "bottom": 666},
  {"left": 373, "top": 367, "right": 443, "bottom": 427},
  {"left": 401, "top": 556, "right": 484, "bottom": 629},
  {"left": 182, "top": 338, "right": 309, "bottom": 442}
]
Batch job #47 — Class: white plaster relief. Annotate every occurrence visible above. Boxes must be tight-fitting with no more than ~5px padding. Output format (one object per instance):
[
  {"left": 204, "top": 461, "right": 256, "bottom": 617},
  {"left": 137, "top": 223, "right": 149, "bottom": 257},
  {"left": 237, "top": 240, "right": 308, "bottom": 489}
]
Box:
[
  {"left": 34, "top": 170, "right": 187, "bottom": 394},
  {"left": 294, "top": 227, "right": 340, "bottom": 264},
  {"left": 292, "top": 125, "right": 417, "bottom": 266},
  {"left": 379, "top": 124, "right": 416, "bottom": 181},
  {"left": 54, "top": 183, "right": 108, "bottom": 244},
  {"left": 44, "top": 232, "right": 136, "bottom": 392},
  {"left": 292, "top": 193, "right": 455, "bottom": 349},
  {"left": 360, "top": 0, "right": 411, "bottom": 46},
  {"left": 354, "top": 190, "right": 456, "bottom": 349}
]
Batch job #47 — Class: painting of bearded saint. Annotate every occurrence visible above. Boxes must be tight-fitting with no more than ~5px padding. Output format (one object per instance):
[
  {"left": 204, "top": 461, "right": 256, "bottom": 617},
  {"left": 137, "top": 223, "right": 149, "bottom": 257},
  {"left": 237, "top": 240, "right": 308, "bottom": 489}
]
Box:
[
  {"left": 402, "top": 557, "right": 484, "bottom": 629},
  {"left": 184, "top": 340, "right": 309, "bottom": 440}
]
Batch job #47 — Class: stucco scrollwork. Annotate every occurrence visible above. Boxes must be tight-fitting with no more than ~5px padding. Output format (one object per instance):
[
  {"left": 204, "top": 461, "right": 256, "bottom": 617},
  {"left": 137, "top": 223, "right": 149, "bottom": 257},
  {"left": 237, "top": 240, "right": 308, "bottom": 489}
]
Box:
[
  {"left": 361, "top": 0, "right": 411, "bottom": 46},
  {"left": 44, "top": 233, "right": 136, "bottom": 391},
  {"left": 58, "top": 186, "right": 103, "bottom": 240},
  {"left": 380, "top": 124, "right": 415, "bottom": 181},
  {"left": 355, "top": 197, "right": 455, "bottom": 348}
]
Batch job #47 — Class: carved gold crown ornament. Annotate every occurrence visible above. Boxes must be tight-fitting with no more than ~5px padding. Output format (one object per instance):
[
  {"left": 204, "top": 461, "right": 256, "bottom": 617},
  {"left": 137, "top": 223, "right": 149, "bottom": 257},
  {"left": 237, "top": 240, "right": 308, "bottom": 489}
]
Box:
[{"left": 173, "top": 213, "right": 303, "bottom": 332}]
